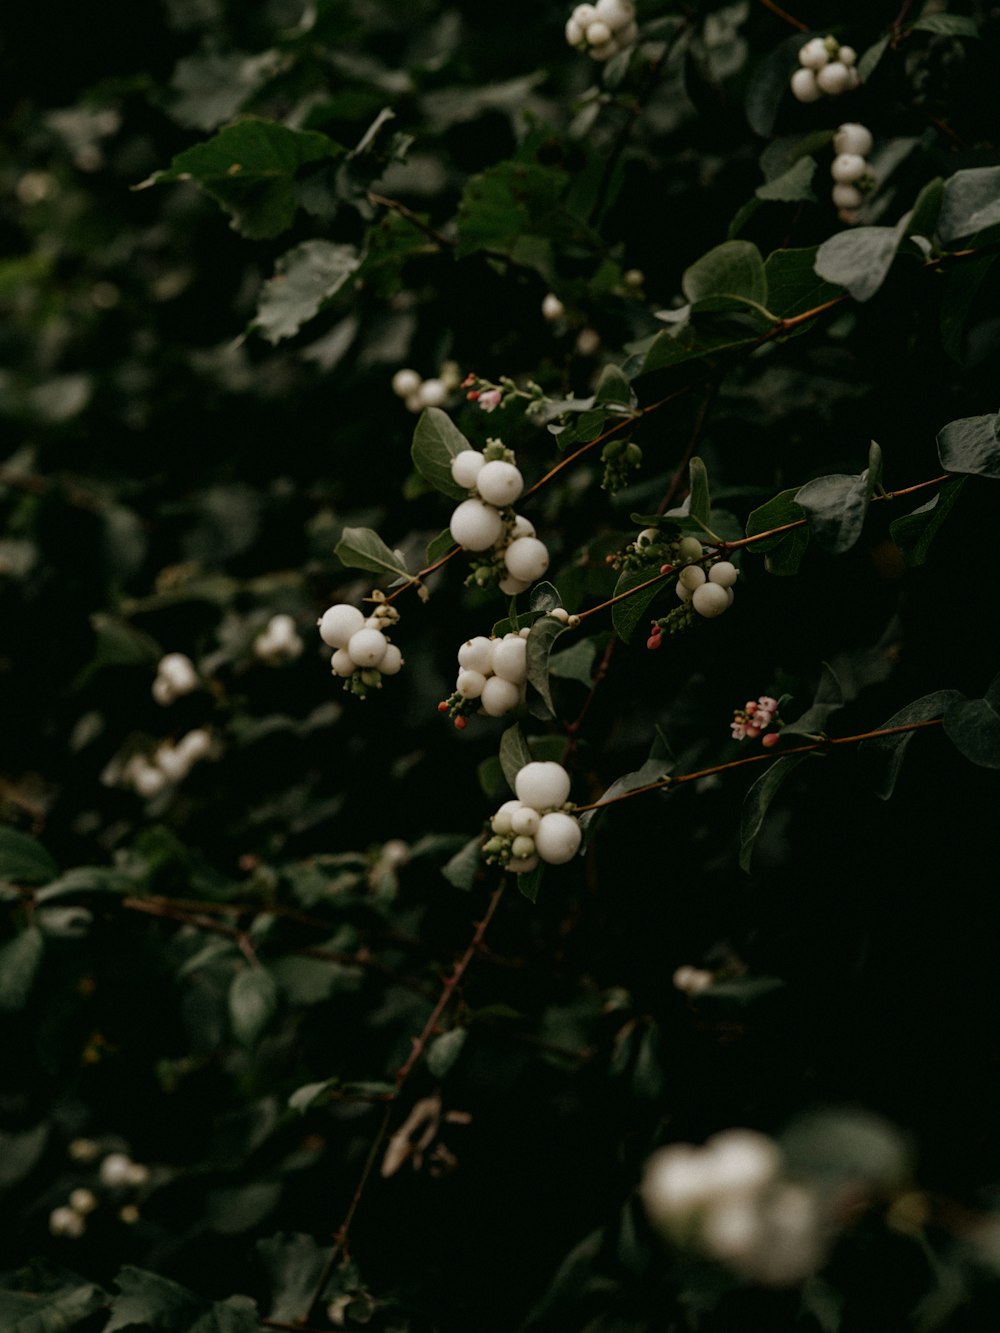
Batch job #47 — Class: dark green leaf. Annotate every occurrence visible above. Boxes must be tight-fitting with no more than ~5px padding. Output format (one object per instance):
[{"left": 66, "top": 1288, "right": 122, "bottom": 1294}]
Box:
[
  {"left": 593, "top": 364, "right": 633, "bottom": 408},
  {"left": 228, "top": 967, "right": 278, "bottom": 1046},
  {"left": 795, "top": 443, "right": 881, "bottom": 553},
  {"left": 577, "top": 758, "right": 672, "bottom": 833},
  {"left": 756, "top": 156, "right": 817, "bottom": 204},
  {"left": 688, "top": 456, "right": 711, "bottom": 525},
  {"left": 426, "top": 1027, "right": 467, "bottom": 1078},
  {"left": 944, "top": 683, "right": 1000, "bottom": 768},
  {"left": 745, "top": 487, "right": 805, "bottom": 548},
  {"left": 206, "top": 1181, "right": 282, "bottom": 1235},
  {"left": 517, "top": 862, "right": 544, "bottom": 903},
  {"left": 288, "top": 1078, "right": 339, "bottom": 1114},
  {"left": 334, "top": 527, "right": 410, "bottom": 580},
  {"left": 254, "top": 1233, "right": 327, "bottom": 1325},
  {"left": 814, "top": 215, "right": 909, "bottom": 303},
  {"left": 34, "top": 866, "right": 132, "bottom": 902},
  {"left": 441, "top": 836, "right": 483, "bottom": 891},
  {"left": 107, "top": 1266, "right": 259, "bottom": 1332},
  {"left": 858, "top": 36, "right": 889, "bottom": 83},
  {"left": 745, "top": 32, "right": 803, "bottom": 138},
  {"left": 940, "top": 253, "right": 998, "bottom": 361},
  {"left": 526, "top": 616, "right": 568, "bottom": 715},
  {"left": 782, "top": 663, "right": 844, "bottom": 738},
  {"left": 0, "top": 1267, "right": 107, "bottom": 1332},
  {"left": 410, "top": 408, "right": 471, "bottom": 500},
  {"left": 0, "top": 928, "right": 44, "bottom": 1010},
  {"left": 906, "top": 178, "right": 944, "bottom": 243},
  {"left": 760, "top": 132, "right": 833, "bottom": 183},
  {"left": 140, "top": 119, "right": 343, "bottom": 240},
  {"left": 548, "top": 638, "right": 597, "bottom": 688},
  {"left": 682, "top": 241, "right": 770, "bottom": 315},
  {"left": 640, "top": 323, "right": 761, "bottom": 375},
  {"left": 739, "top": 755, "right": 808, "bottom": 872},
  {"left": 939, "top": 167, "right": 1000, "bottom": 245},
  {"left": 425, "top": 528, "right": 455, "bottom": 564},
  {"left": 889, "top": 476, "right": 966, "bottom": 565},
  {"left": 610, "top": 565, "right": 666, "bottom": 643},
  {"left": 764, "top": 248, "right": 843, "bottom": 321},
  {"left": 0, "top": 829, "right": 57, "bottom": 885},
  {"left": 859, "top": 690, "right": 962, "bottom": 798},
  {"left": 254, "top": 241, "right": 359, "bottom": 344},
  {"left": 0, "top": 1123, "right": 48, "bottom": 1188},
  {"left": 908, "top": 14, "right": 979, "bottom": 38},
  {"left": 499, "top": 724, "right": 532, "bottom": 793},
  {"left": 936, "top": 413, "right": 1000, "bottom": 479}
]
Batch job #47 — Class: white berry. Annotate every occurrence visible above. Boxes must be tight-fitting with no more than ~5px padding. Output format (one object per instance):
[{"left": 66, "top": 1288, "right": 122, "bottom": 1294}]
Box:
[
  {"left": 678, "top": 536, "right": 704, "bottom": 560},
  {"left": 100, "top": 1153, "right": 134, "bottom": 1187},
  {"left": 834, "top": 122, "right": 872, "bottom": 156},
  {"left": 507, "top": 855, "right": 539, "bottom": 874},
  {"left": 476, "top": 460, "right": 524, "bottom": 507},
  {"left": 798, "top": 37, "right": 829, "bottom": 69},
  {"left": 499, "top": 573, "right": 531, "bottom": 596},
  {"left": 535, "top": 811, "right": 582, "bottom": 865},
  {"left": 708, "top": 561, "right": 738, "bottom": 588},
  {"left": 318, "top": 603, "right": 365, "bottom": 648},
  {"left": 504, "top": 536, "right": 549, "bottom": 583},
  {"left": 380, "top": 643, "right": 404, "bottom": 675},
  {"left": 589, "top": 38, "right": 618, "bottom": 60},
  {"left": 676, "top": 582, "right": 692, "bottom": 603},
  {"left": 832, "top": 153, "right": 866, "bottom": 183},
  {"left": 511, "top": 806, "right": 541, "bottom": 836},
  {"left": 542, "top": 292, "right": 565, "bottom": 321},
  {"left": 790, "top": 68, "right": 820, "bottom": 103},
  {"left": 456, "top": 669, "right": 487, "bottom": 699},
  {"left": 679, "top": 564, "right": 706, "bottom": 591},
  {"left": 595, "top": 0, "right": 634, "bottom": 29},
  {"left": 347, "top": 627, "right": 388, "bottom": 668},
  {"left": 509, "top": 514, "right": 536, "bottom": 541},
  {"left": 418, "top": 378, "right": 448, "bottom": 408},
  {"left": 565, "top": 16, "right": 583, "bottom": 45},
  {"left": 69, "top": 1187, "right": 98, "bottom": 1215},
  {"left": 838, "top": 45, "right": 857, "bottom": 67},
  {"left": 572, "top": 4, "right": 598, "bottom": 25},
  {"left": 832, "top": 182, "right": 863, "bottom": 210},
  {"left": 331, "top": 647, "right": 355, "bottom": 677},
  {"left": 511, "top": 834, "right": 536, "bottom": 859},
  {"left": 49, "top": 1205, "right": 85, "bottom": 1238},
  {"left": 586, "top": 19, "right": 612, "bottom": 44},
  {"left": 515, "top": 761, "right": 571, "bottom": 812},
  {"left": 392, "top": 368, "right": 421, "bottom": 398},
  {"left": 451, "top": 449, "right": 485, "bottom": 489},
  {"left": 458, "top": 636, "right": 494, "bottom": 674},
  {"left": 480, "top": 675, "right": 521, "bottom": 717},
  {"left": 817, "top": 61, "right": 850, "bottom": 95},
  {"left": 491, "top": 636, "right": 528, "bottom": 684},
  {"left": 692, "top": 583, "right": 731, "bottom": 618},
  {"left": 451, "top": 498, "right": 504, "bottom": 551},
  {"left": 177, "top": 728, "right": 212, "bottom": 765},
  {"left": 491, "top": 799, "right": 521, "bottom": 835}
]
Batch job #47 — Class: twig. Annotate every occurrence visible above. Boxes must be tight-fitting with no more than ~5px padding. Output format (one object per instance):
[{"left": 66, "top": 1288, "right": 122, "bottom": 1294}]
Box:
[
  {"left": 756, "top": 0, "right": 808, "bottom": 32},
  {"left": 367, "top": 192, "right": 455, "bottom": 250}
]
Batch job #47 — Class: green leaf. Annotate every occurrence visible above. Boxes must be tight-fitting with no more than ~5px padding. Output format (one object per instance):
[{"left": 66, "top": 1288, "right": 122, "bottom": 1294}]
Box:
[
  {"left": 640, "top": 323, "right": 761, "bottom": 376},
  {"left": 764, "top": 248, "right": 843, "bottom": 322},
  {"left": 745, "top": 32, "right": 804, "bottom": 138},
  {"left": 425, "top": 528, "right": 455, "bottom": 564},
  {"left": 107, "top": 1266, "right": 259, "bottom": 1332},
  {"left": 936, "top": 413, "right": 1000, "bottom": 479},
  {"left": 426, "top": 1027, "right": 467, "bottom": 1078},
  {"left": 577, "top": 757, "right": 673, "bottom": 833},
  {"left": 34, "top": 866, "right": 132, "bottom": 902},
  {"left": 610, "top": 565, "right": 665, "bottom": 643},
  {"left": 814, "top": 214, "right": 910, "bottom": 303},
  {"left": 0, "top": 928, "right": 44, "bottom": 1010},
  {"left": 688, "top": 456, "right": 711, "bottom": 525},
  {"left": 756, "top": 156, "right": 817, "bottom": 204},
  {"left": 0, "top": 1267, "right": 107, "bottom": 1331},
  {"left": 548, "top": 638, "right": 597, "bottom": 688},
  {"left": 744, "top": 486, "right": 809, "bottom": 575},
  {"left": 760, "top": 132, "right": 833, "bottom": 183},
  {"left": 681, "top": 241, "right": 770, "bottom": 316},
  {"left": 530, "top": 581, "right": 563, "bottom": 614},
  {"left": 206, "top": 1181, "right": 282, "bottom": 1235},
  {"left": 499, "top": 724, "right": 533, "bottom": 793},
  {"left": 441, "top": 836, "right": 483, "bottom": 892},
  {"left": 0, "top": 1123, "right": 48, "bottom": 1188},
  {"left": 782, "top": 663, "right": 844, "bottom": 738},
  {"left": 228, "top": 967, "right": 278, "bottom": 1046},
  {"left": 0, "top": 828, "right": 57, "bottom": 884},
  {"left": 859, "top": 690, "right": 962, "bottom": 799},
  {"left": 517, "top": 862, "right": 544, "bottom": 903},
  {"left": 140, "top": 119, "right": 343, "bottom": 240},
  {"left": 739, "top": 755, "right": 808, "bottom": 872},
  {"left": 889, "top": 476, "right": 966, "bottom": 566},
  {"left": 944, "top": 676, "right": 1000, "bottom": 768},
  {"left": 858, "top": 36, "right": 889, "bottom": 83},
  {"left": 254, "top": 241, "right": 360, "bottom": 345},
  {"left": 908, "top": 14, "right": 979, "bottom": 38},
  {"left": 254, "top": 1233, "right": 327, "bottom": 1325},
  {"left": 795, "top": 443, "right": 881, "bottom": 554},
  {"left": 906, "top": 177, "right": 944, "bottom": 244},
  {"left": 940, "top": 253, "right": 998, "bottom": 361},
  {"left": 593, "top": 364, "right": 633, "bottom": 408},
  {"left": 410, "top": 408, "right": 471, "bottom": 500},
  {"left": 334, "top": 526, "right": 410, "bottom": 580},
  {"left": 526, "top": 616, "right": 568, "bottom": 715},
  {"left": 938, "top": 167, "right": 1000, "bottom": 245},
  {"left": 288, "top": 1078, "right": 339, "bottom": 1114}
]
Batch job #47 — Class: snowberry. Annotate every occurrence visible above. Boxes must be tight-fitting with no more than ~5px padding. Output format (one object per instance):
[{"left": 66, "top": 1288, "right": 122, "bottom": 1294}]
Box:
[
  {"left": 549, "top": 607, "right": 570, "bottom": 623},
  {"left": 380, "top": 643, "right": 404, "bottom": 675},
  {"left": 673, "top": 965, "right": 713, "bottom": 995},
  {"left": 511, "top": 806, "right": 541, "bottom": 837},
  {"left": 595, "top": 0, "right": 633, "bottom": 28},
  {"left": 797, "top": 37, "right": 829, "bottom": 69},
  {"left": 119, "top": 1204, "right": 141, "bottom": 1225},
  {"left": 515, "top": 761, "right": 571, "bottom": 812},
  {"left": 480, "top": 675, "right": 521, "bottom": 717},
  {"left": 476, "top": 459, "right": 524, "bottom": 506},
  {"left": 705, "top": 1130, "right": 781, "bottom": 1196},
  {"left": 511, "top": 834, "right": 536, "bottom": 859},
  {"left": 565, "top": 16, "right": 584, "bottom": 45},
  {"left": 451, "top": 498, "right": 504, "bottom": 551},
  {"left": 100, "top": 1153, "right": 134, "bottom": 1187},
  {"left": 492, "top": 635, "right": 527, "bottom": 684},
  {"left": 159, "top": 653, "right": 198, "bottom": 692},
  {"left": 586, "top": 20, "right": 612, "bottom": 45},
  {"left": 572, "top": 4, "right": 597, "bottom": 27},
  {"left": 504, "top": 535, "right": 549, "bottom": 583},
  {"left": 418, "top": 378, "right": 448, "bottom": 408},
  {"left": 832, "top": 182, "right": 863, "bottom": 210},
  {"left": 817, "top": 62, "right": 850, "bottom": 95},
  {"left": 678, "top": 536, "right": 704, "bottom": 560},
  {"left": 708, "top": 561, "right": 738, "bottom": 588},
  {"left": 838, "top": 45, "right": 857, "bottom": 67},
  {"left": 701, "top": 1198, "right": 762, "bottom": 1260},
  {"left": 790, "top": 68, "right": 820, "bottom": 103},
  {"left": 542, "top": 292, "right": 565, "bottom": 321},
  {"left": 49, "top": 1205, "right": 85, "bottom": 1238},
  {"left": 834, "top": 122, "right": 872, "bottom": 156},
  {"left": 392, "top": 368, "right": 421, "bottom": 398},
  {"left": 831, "top": 153, "right": 866, "bottom": 183},
  {"left": 535, "top": 811, "right": 582, "bottom": 865},
  {"left": 456, "top": 669, "right": 487, "bottom": 699},
  {"left": 519, "top": 626, "right": 531, "bottom": 638},
  {"left": 676, "top": 582, "right": 693, "bottom": 603},
  {"left": 692, "top": 583, "right": 731, "bottom": 618},
  {"left": 507, "top": 854, "right": 539, "bottom": 874},
  {"left": 499, "top": 573, "right": 531, "bottom": 596},
  {"left": 637, "top": 527, "right": 659, "bottom": 546},
  {"left": 69, "top": 1188, "right": 98, "bottom": 1215},
  {"left": 458, "top": 636, "right": 494, "bottom": 674},
  {"left": 133, "top": 762, "right": 166, "bottom": 798},
  {"left": 179, "top": 728, "right": 212, "bottom": 765},
  {"left": 124, "top": 1160, "right": 150, "bottom": 1186},
  {"left": 679, "top": 564, "right": 706, "bottom": 591},
  {"left": 491, "top": 799, "right": 521, "bottom": 835},
  {"left": 509, "top": 514, "right": 536, "bottom": 541},
  {"left": 451, "top": 449, "right": 486, "bottom": 489},
  {"left": 347, "top": 627, "right": 388, "bottom": 668},
  {"left": 155, "top": 744, "right": 188, "bottom": 783},
  {"left": 319, "top": 603, "right": 365, "bottom": 648},
  {"left": 331, "top": 648, "right": 355, "bottom": 677}
]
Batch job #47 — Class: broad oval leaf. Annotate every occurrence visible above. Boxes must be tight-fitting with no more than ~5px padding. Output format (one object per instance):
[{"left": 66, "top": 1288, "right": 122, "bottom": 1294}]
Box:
[
  {"left": 0, "top": 927, "right": 45, "bottom": 1010},
  {"left": 229, "top": 966, "right": 278, "bottom": 1046},
  {"left": 814, "top": 215, "right": 910, "bottom": 303},
  {"left": 526, "top": 617, "right": 568, "bottom": 715},
  {"left": 889, "top": 476, "right": 966, "bottom": 566},
  {"left": 938, "top": 166, "right": 1000, "bottom": 245},
  {"left": 859, "top": 690, "right": 962, "bottom": 798},
  {"left": 0, "top": 828, "right": 57, "bottom": 885},
  {"left": 255, "top": 240, "right": 360, "bottom": 345},
  {"left": 610, "top": 565, "right": 666, "bottom": 644},
  {"left": 936, "top": 413, "right": 1000, "bottom": 479},
  {"left": 334, "top": 526, "right": 410, "bottom": 580},
  {"left": 411, "top": 408, "right": 472, "bottom": 500},
  {"left": 739, "top": 754, "right": 809, "bottom": 872},
  {"left": 499, "top": 723, "right": 532, "bottom": 793},
  {"left": 682, "top": 240, "right": 769, "bottom": 315}
]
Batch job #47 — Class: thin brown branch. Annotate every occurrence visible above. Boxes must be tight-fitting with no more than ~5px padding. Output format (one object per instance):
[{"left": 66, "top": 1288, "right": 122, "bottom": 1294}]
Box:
[
  {"left": 367, "top": 191, "right": 455, "bottom": 250},
  {"left": 756, "top": 0, "right": 809, "bottom": 32}
]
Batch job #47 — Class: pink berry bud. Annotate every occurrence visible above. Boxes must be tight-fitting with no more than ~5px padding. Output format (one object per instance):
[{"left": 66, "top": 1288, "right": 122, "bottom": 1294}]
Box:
[
  {"left": 759, "top": 695, "right": 778, "bottom": 711},
  {"left": 762, "top": 732, "right": 780, "bottom": 748},
  {"left": 745, "top": 725, "right": 760, "bottom": 739},
  {"left": 660, "top": 563, "right": 674, "bottom": 574},
  {"left": 454, "top": 715, "right": 468, "bottom": 730},
  {"left": 647, "top": 634, "right": 662, "bottom": 650},
  {"left": 466, "top": 390, "right": 480, "bottom": 401},
  {"left": 745, "top": 701, "right": 758, "bottom": 714}
]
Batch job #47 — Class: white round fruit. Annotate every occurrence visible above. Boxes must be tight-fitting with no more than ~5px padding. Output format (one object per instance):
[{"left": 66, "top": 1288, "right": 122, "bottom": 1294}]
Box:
[
  {"left": 832, "top": 182, "right": 863, "bottom": 210},
  {"left": 595, "top": 0, "right": 634, "bottom": 29},
  {"left": 586, "top": 19, "right": 612, "bottom": 45},
  {"left": 392, "top": 368, "right": 421, "bottom": 398},
  {"left": 511, "top": 806, "right": 541, "bottom": 837},
  {"left": 838, "top": 45, "right": 857, "bottom": 67},
  {"left": 589, "top": 37, "right": 618, "bottom": 59},
  {"left": 692, "top": 583, "right": 731, "bottom": 618},
  {"left": 507, "top": 855, "right": 539, "bottom": 874},
  {"left": 572, "top": 4, "right": 598, "bottom": 25},
  {"left": 69, "top": 1188, "right": 98, "bottom": 1215},
  {"left": 456, "top": 669, "right": 487, "bottom": 699},
  {"left": 458, "top": 636, "right": 494, "bottom": 674},
  {"left": 834, "top": 122, "right": 872, "bottom": 156},
  {"left": 678, "top": 536, "right": 704, "bottom": 560},
  {"left": 451, "top": 449, "right": 485, "bottom": 489},
  {"left": 450, "top": 498, "right": 504, "bottom": 551},
  {"left": 319, "top": 603, "right": 365, "bottom": 648},
  {"left": 535, "top": 811, "right": 582, "bottom": 865},
  {"left": 155, "top": 745, "right": 188, "bottom": 783},
  {"left": 380, "top": 643, "right": 403, "bottom": 676},
  {"left": 492, "top": 636, "right": 527, "bottom": 684},
  {"left": 499, "top": 573, "right": 531, "bottom": 596},
  {"left": 832, "top": 153, "right": 866, "bottom": 183},
  {"left": 504, "top": 536, "right": 549, "bottom": 583},
  {"left": 790, "top": 68, "right": 820, "bottom": 103},
  {"left": 491, "top": 799, "right": 521, "bottom": 835},
  {"left": 637, "top": 528, "right": 659, "bottom": 546},
  {"left": 347, "top": 627, "right": 388, "bottom": 668},
  {"left": 509, "top": 514, "right": 536, "bottom": 541},
  {"left": 515, "top": 761, "right": 571, "bottom": 812},
  {"left": 179, "top": 728, "right": 212, "bottom": 764},
  {"left": 100, "top": 1153, "right": 134, "bottom": 1187},
  {"left": 542, "top": 292, "right": 565, "bottom": 321},
  {"left": 817, "top": 61, "right": 850, "bottom": 95},
  {"left": 134, "top": 764, "right": 166, "bottom": 798},
  {"left": 49, "top": 1205, "right": 85, "bottom": 1238},
  {"left": 565, "top": 16, "right": 583, "bottom": 45},
  {"left": 480, "top": 675, "right": 521, "bottom": 717},
  {"left": 705, "top": 1129, "right": 781, "bottom": 1195},
  {"left": 798, "top": 37, "right": 829, "bottom": 68},
  {"left": 331, "top": 647, "right": 355, "bottom": 678},
  {"left": 418, "top": 377, "right": 448, "bottom": 408},
  {"left": 476, "top": 460, "right": 524, "bottom": 507},
  {"left": 152, "top": 676, "right": 174, "bottom": 706},
  {"left": 679, "top": 564, "right": 706, "bottom": 591},
  {"left": 511, "top": 835, "right": 536, "bottom": 859},
  {"left": 676, "top": 582, "right": 693, "bottom": 603},
  {"left": 708, "top": 561, "right": 738, "bottom": 588}
]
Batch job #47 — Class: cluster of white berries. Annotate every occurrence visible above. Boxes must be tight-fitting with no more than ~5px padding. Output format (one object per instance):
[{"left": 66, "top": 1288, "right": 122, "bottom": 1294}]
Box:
[
  {"left": 790, "top": 36, "right": 860, "bottom": 103},
  {"left": 565, "top": 0, "right": 638, "bottom": 62},
  {"left": 319, "top": 595, "right": 403, "bottom": 698},
  {"left": 830, "top": 122, "right": 875, "bottom": 221},
  {"left": 673, "top": 554, "right": 737, "bottom": 617},
  {"left": 50, "top": 1146, "right": 149, "bottom": 1237},
  {"left": 443, "top": 630, "right": 530, "bottom": 727},
  {"left": 152, "top": 652, "right": 199, "bottom": 706},
  {"left": 116, "top": 728, "right": 213, "bottom": 799},
  {"left": 391, "top": 362, "right": 461, "bottom": 414},
  {"left": 641, "top": 1130, "right": 825, "bottom": 1286},
  {"left": 484, "top": 762, "right": 582, "bottom": 873},
  {"left": 449, "top": 442, "right": 550, "bottom": 594},
  {"left": 253, "top": 613, "right": 304, "bottom": 664}
]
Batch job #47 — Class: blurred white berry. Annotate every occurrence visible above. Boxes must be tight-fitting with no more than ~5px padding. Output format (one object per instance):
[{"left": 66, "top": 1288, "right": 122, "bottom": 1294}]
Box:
[
  {"left": 831, "top": 153, "right": 866, "bottom": 183},
  {"left": 834, "top": 122, "right": 872, "bottom": 156},
  {"left": 69, "top": 1188, "right": 98, "bottom": 1215},
  {"left": 832, "top": 182, "right": 863, "bottom": 210},
  {"left": 49, "top": 1205, "right": 85, "bottom": 1238},
  {"left": 507, "top": 854, "right": 539, "bottom": 874},
  {"left": 177, "top": 728, "right": 212, "bottom": 765},
  {"left": 392, "top": 368, "right": 421, "bottom": 398},
  {"left": 418, "top": 378, "right": 448, "bottom": 408},
  {"left": 379, "top": 643, "right": 404, "bottom": 676},
  {"left": 797, "top": 37, "right": 829, "bottom": 69},
  {"left": 100, "top": 1152, "right": 134, "bottom": 1187},
  {"left": 790, "top": 68, "right": 820, "bottom": 103},
  {"left": 838, "top": 45, "right": 857, "bottom": 67},
  {"left": 119, "top": 1203, "right": 141, "bottom": 1225},
  {"left": 817, "top": 61, "right": 850, "bottom": 95},
  {"left": 542, "top": 292, "right": 565, "bottom": 321}
]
